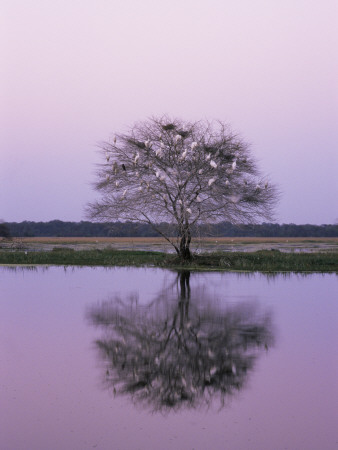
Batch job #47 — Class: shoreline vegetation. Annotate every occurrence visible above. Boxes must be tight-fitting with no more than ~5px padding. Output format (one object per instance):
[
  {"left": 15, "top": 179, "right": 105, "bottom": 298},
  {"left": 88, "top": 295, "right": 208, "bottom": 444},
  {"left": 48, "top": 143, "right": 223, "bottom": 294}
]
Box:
[{"left": 0, "top": 240, "right": 337, "bottom": 272}]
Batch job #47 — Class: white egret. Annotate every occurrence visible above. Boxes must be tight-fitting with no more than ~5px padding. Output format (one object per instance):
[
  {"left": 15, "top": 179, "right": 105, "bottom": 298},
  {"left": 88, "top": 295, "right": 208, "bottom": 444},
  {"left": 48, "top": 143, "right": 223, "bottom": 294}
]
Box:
[
  {"left": 198, "top": 169, "right": 203, "bottom": 175},
  {"left": 175, "top": 134, "right": 182, "bottom": 142},
  {"left": 186, "top": 208, "right": 192, "bottom": 214},
  {"left": 206, "top": 153, "right": 211, "bottom": 161},
  {"left": 225, "top": 179, "right": 230, "bottom": 186},
  {"left": 232, "top": 160, "right": 237, "bottom": 170},
  {"left": 115, "top": 180, "right": 120, "bottom": 187},
  {"left": 230, "top": 195, "right": 241, "bottom": 203},
  {"left": 181, "top": 148, "right": 188, "bottom": 159},
  {"left": 210, "top": 367, "right": 217, "bottom": 376},
  {"left": 191, "top": 142, "right": 198, "bottom": 150},
  {"left": 208, "top": 177, "right": 216, "bottom": 186},
  {"left": 134, "top": 152, "right": 139, "bottom": 164},
  {"left": 196, "top": 195, "right": 202, "bottom": 202},
  {"left": 210, "top": 160, "right": 217, "bottom": 169}
]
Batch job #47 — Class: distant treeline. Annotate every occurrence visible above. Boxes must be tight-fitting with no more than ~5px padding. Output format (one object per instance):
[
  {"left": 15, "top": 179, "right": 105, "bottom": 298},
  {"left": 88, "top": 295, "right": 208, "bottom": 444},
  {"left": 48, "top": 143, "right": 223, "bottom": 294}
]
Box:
[{"left": 2, "top": 220, "right": 338, "bottom": 238}]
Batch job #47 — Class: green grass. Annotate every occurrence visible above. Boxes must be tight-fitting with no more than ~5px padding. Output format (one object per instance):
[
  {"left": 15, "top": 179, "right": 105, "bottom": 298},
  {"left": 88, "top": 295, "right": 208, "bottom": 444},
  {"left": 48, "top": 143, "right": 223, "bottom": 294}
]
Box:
[{"left": 0, "top": 248, "right": 337, "bottom": 272}]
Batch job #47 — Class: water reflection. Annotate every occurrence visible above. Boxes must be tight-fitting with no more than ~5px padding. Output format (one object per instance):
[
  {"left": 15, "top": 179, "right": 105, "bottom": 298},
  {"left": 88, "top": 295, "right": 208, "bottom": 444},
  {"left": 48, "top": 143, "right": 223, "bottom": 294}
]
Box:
[{"left": 88, "top": 271, "right": 274, "bottom": 412}]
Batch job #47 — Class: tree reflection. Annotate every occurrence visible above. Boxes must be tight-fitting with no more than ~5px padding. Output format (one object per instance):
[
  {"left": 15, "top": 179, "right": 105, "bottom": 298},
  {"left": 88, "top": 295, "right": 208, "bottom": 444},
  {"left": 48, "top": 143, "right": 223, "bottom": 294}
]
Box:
[{"left": 88, "top": 271, "right": 274, "bottom": 412}]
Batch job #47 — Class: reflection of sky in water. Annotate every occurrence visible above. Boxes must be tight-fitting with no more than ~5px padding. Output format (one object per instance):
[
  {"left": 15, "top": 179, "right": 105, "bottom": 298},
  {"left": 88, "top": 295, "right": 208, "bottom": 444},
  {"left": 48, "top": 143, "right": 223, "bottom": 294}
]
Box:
[{"left": 0, "top": 268, "right": 337, "bottom": 449}]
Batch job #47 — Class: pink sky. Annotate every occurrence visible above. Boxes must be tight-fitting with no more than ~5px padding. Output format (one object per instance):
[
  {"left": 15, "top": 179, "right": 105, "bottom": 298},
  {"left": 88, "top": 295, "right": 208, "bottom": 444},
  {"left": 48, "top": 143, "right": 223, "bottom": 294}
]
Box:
[{"left": 1, "top": 0, "right": 337, "bottom": 224}]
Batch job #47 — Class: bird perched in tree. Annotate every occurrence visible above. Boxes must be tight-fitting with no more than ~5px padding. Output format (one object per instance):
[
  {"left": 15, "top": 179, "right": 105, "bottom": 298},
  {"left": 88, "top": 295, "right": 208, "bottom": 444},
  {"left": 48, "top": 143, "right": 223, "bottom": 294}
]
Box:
[{"left": 122, "top": 164, "right": 126, "bottom": 171}]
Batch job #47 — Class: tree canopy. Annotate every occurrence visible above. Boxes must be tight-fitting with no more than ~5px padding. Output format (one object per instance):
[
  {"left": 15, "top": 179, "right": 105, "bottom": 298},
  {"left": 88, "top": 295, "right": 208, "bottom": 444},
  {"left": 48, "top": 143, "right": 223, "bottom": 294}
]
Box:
[{"left": 87, "top": 116, "right": 278, "bottom": 259}]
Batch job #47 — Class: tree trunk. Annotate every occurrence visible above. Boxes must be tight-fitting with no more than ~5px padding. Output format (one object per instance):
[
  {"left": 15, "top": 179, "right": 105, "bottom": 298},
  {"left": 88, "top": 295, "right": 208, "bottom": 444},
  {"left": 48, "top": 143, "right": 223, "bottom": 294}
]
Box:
[
  {"left": 178, "top": 224, "right": 192, "bottom": 261},
  {"left": 178, "top": 271, "right": 190, "bottom": 328}
]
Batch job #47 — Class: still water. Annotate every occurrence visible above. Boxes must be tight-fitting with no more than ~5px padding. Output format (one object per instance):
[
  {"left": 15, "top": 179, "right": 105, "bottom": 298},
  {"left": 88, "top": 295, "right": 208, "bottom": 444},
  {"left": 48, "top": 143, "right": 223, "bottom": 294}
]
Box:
[{"left": 1, "top": 267, "right": 337, "bottom": 450}]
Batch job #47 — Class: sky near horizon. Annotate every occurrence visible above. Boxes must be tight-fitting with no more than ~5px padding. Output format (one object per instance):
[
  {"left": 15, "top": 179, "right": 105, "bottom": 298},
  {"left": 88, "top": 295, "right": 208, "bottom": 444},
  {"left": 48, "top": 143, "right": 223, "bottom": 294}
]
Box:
[{"left": 1, "top": 0, "right": 337, "bottom": 224}]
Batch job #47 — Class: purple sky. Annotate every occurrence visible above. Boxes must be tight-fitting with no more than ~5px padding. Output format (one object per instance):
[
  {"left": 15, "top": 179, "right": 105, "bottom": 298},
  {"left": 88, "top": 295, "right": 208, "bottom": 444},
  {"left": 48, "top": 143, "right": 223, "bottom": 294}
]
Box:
[{"left": 1, "top": 0, "right": 337, "bottom": 224}]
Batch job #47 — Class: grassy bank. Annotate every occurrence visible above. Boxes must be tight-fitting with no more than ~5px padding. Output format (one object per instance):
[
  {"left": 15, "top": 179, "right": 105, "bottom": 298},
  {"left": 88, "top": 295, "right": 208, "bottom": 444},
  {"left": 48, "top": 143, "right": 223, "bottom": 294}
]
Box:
[{"left": 0, "top": 248, "right": 337, "bottom": 272}]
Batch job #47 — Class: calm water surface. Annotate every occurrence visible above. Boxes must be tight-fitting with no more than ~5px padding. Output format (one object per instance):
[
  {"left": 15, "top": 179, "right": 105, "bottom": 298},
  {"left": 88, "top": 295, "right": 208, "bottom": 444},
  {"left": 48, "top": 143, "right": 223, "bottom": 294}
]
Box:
[{"left": 0, "top": 267, "right": 337, "bottom": 450}]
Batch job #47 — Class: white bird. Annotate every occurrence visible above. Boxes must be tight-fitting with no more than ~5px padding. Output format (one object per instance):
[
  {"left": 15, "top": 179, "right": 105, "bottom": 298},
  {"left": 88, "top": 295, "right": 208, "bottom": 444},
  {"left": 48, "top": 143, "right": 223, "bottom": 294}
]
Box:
[
  {"left": 210, "top": 160, "right": 217, "bottom": 169},
  {"left": 230, "top": 195, "right": 241, "bottom": 203},
  {"left": 160, "top": 174, "right": 166, "bottom": 181},
  {"left": 138, "top": 186, "right": 143, "bottom": 192},
  {"left": 206, "top": 153, "right": 211, "bottom": 161},
  {"left": 198, "top": 169, "right": 203, "bottom": 175},
  {"left": 208, "top": 177, "right": 216, "bottom": 186},
  {"left": 175, "top": 134, "right": 182, "bottom": 142},
  {"left": 181, "top": 148, "right": 188, "bottom": 159},
  {"left": 232, "top": 160, "right": 237, "bottom": 170},
  {"left": 155, "top": 148, "right": 163, "bottom": 157},
  {"left": 210, "top": 366, "right": 217, "bottom": 376},
  {"left": 208, "top": 349, "right": 215, "bottom": 358},
  {"left": 178, "top": 199, "right": 183, "bottom": 205},
  {"left": 156, "top": 170, "right": 160, "bottom": 178},
  {"left": 134, "top": 152, "right": 139, "bottom": 164},
  {"left": 122, "top": 189, "right": 127, "bottom": 198},
  {"left": 191, "top": 142, "right": 198, "bottom": 150},
  {"left": 115, "top": 180, "right": 120, "bottom": 187},
  {"left": 145, "top": 140, "right": 150, "bottom": 148},
  {"left": 225, "top": 179, "right": 230, "bottom": 186},
  {"left": 256, "top": 184, "right": 261, "bottom": 190},
  {"left": 186, "top": 208, "right": 192, "bottom": 214},
  {"left": 196, "top": 195, "right": 202, "bottom": 202}
]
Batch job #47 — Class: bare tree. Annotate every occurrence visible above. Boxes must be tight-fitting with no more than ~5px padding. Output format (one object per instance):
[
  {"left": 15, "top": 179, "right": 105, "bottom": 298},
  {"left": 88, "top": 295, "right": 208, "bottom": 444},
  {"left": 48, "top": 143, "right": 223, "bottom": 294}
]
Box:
[{"left": 87, "top": 116, "right": 278, "bottom": 260}]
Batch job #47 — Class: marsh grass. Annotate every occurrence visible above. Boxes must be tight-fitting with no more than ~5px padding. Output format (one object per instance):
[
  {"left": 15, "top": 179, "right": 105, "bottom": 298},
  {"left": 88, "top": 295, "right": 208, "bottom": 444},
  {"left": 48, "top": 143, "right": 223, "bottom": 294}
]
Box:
[{"left": 0, "top": 249, "right": 337, "bottom": 272}]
